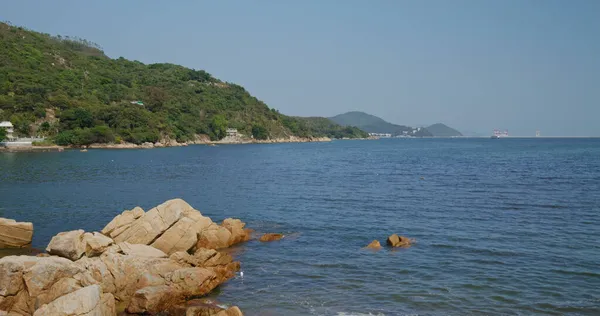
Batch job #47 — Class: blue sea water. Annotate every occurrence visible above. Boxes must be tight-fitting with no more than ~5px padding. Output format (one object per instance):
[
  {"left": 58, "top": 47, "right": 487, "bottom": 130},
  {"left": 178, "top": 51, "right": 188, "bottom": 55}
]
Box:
[{"left": 1, "top": 138, "right": 599, "bottom": 315}]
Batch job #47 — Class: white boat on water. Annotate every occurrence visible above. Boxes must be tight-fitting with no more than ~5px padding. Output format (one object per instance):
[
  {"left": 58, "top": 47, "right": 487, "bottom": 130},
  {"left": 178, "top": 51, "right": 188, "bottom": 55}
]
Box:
[{"left": 491, "top": 129, "right": 508, "bottom": 139}]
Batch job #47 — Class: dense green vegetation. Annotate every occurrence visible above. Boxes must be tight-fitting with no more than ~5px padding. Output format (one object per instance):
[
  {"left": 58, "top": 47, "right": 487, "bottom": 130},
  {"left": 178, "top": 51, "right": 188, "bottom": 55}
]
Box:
[
  {"left": 0, "top": 22, "right": 366, "bottom": 145},
  {"left": 330, "top": 111, "right": 432, "bottom": 137},
  {"left": 0, "top": 127, "right": 6, "bottom": 141},
  {"left": 296, "top": 117, "right": 368, "bottom": 139},
  {"left": 426, "top": 123, "right": 463, "bottom": 137}
]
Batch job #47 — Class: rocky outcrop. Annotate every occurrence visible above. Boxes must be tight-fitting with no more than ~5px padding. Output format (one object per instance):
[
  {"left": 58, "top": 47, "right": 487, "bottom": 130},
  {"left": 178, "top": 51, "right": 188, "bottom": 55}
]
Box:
[
  {"left": 365, "top": 240, "right": 382, "bottom": 249},
  {"left": 386, "top": 234, "right": 413, "bottom": 248},
  {"left": 1, "top": 199, "right": 247, "bottom": 316},
  {"left": 259, "top": 233, "right": 284, "bottom": 242},
  {"left": 0, "top": 218, "right": 33, "bottom": 248}
]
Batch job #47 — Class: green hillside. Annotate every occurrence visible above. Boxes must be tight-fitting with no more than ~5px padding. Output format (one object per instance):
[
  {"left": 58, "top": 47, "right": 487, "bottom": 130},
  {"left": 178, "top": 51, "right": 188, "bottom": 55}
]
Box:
[
  {"left": 0, "top": 22, "right": 365, "bottom": 146},
  {"left": 330, "top": 111, "right": 432, "bottom": 137},
  {"left": 426, "top": 123, "right": 463, "bottom": 137}
]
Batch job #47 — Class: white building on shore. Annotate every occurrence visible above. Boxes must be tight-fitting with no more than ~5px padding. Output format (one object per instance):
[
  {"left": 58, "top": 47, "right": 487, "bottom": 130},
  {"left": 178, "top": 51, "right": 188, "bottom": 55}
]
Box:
[{"left": 0, "top": 121, "right": 15, "bottom": 141}]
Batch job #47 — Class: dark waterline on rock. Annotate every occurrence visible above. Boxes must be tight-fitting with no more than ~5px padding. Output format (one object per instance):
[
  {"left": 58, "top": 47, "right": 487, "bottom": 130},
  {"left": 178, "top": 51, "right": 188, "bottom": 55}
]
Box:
[{"left": 1, "top": 138, "right": 600, "bottom": 315}]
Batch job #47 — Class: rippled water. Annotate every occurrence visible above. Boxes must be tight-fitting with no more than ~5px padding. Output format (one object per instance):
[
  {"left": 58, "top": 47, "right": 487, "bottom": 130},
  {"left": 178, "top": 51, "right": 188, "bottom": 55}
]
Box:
[{"left": 1, "top": 138, "right": 599, "bottom": 315}]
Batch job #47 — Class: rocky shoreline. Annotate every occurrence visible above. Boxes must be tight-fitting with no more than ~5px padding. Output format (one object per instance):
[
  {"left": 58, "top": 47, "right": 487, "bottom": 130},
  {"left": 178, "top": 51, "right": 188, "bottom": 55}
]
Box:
[
  {"left": 0, "top": 136, "right": 381, "bottom": 152},
  {"left": 0, "top": 199, "right": 251, "bottom": 315}
]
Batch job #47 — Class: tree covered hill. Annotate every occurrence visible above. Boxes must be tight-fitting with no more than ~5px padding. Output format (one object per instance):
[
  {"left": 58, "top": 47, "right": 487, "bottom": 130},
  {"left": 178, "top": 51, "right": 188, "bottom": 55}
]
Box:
[
  {"left": 330, "top": 111, "right": 432, "bottom": 137},
  {"left": 0, "top": 22, "right": 367, "bottom": 145},
  {"left": 426, "top": 123, "right": 463, "bottom": 137}
]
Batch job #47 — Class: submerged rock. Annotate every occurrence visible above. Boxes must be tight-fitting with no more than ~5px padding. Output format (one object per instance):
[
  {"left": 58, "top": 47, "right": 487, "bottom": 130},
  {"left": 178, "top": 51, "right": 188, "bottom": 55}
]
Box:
[
  {"left": 259, "top": 233, "right": 284, "bottom": 242},
  {"left": 386, "top": 234, "right": 413, "bottom": 248},
  {"left": 0, "top": 218, "right": 33, "bottom": 248},
  {"left": 365, "top": 240, "right": 382, "bottom": 249}
]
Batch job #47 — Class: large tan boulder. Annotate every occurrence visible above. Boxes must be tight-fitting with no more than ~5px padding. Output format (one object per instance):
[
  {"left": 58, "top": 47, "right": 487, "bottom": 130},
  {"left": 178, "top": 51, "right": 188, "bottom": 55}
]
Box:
[
  {"left": 151, "top": 217, "right": 199, "bottom": 255},
  {"left": 196, "top": 224, "right": 232, "bottom": 249},
  {"left": 82, "top": 232, "right": 114, "bottom": 257},
  {"left": 221, "top": 218, "right": 250, "bottom": 246},
  {"left": 386, "top": 234, "right": 413, "bottom": 248},
  {"left": 126, "top": 285, "right": 181, "bottom": 314},
  {"left": 46, "top": 230, "right": 86, "bottom": 261},
  {"left": 127, "top": 267, "right": 218, "bottom": 314},
  {"left": 113, "top": 199, "right": 190, "bottom": 244},
  {"left": 169, "top": 267, "right": 217, "bottom": 296},
  {"left": 98, "top": 252, "right": 182, "bottom": 301},
  {"left": 33, "top": 285, "right": 115, "bottom": 316},
  {"left": 0, "top": 256, "right": 85, "bottom": 315},
  {"left": 101, "top": 207, "right": 144, "bottom": 239},
  {"left": 22, "top": 257, "right": 82, "bottom": 297},
  {"left": 72, "top": 257, "right": 116, "bottom": 294},
  {"left": 0, "top": 218, "right": 33, "bottom": 248}
]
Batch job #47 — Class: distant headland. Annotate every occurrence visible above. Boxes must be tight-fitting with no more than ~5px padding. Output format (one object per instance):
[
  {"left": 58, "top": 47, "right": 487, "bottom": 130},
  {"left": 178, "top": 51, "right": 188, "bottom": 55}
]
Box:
[{"left": 329, "top": 111, "right": 463, "bottom": 137}]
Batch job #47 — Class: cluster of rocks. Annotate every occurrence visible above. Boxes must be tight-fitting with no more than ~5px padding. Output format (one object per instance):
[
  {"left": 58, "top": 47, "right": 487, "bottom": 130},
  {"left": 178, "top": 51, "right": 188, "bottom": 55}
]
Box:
[
  {"left": 365, "top": 234, "right": 414, "bottom": 250},
  {"left": 0, "top": 199, "right": 249, "bottom": 315}
]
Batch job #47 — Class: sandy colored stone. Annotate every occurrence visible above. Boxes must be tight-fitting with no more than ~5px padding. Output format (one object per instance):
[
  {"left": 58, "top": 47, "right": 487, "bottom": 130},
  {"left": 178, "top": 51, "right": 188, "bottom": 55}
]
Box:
[
  {"left": 169, "top": 267, "right": 216, "bottom": 296},
  {"left": 386, "top": 234, "right": 413, "bottom": 248},
  {"left": 46, "top": 230, "right": 86, "bottom": 261},
  {"left": 221, "top": 218, "right": 250, "bottom": 246},
  {"left": 34, "top": 277, "right": 82, "bottom": 309},
  {"left": 259, "top": 233, "right": 284, "bottom": 242},
  {"left": 33, "top": 285, "right": 114, "bottom": 316},
  {"left": 72, "top": 256, "right": 116, "bottom": 294},
  {"left": 113, "top": 199, "right": 189, "bottom": 244},
  {"left": 23, "top": 256, "right": 82, "bottom": 297},
  {"left": 365, "top": 240, "right": 382, "bottom": 249},
  {"left": 151, "top": 217, "right": 198, "bottom": 255},
  {"left": 126, "top": 285, "right": 181, "bottom": 314},
  {"left": 0, "top": 218, "right": 33, "bottom": 248},
  {"left": 101, "top": 207, "right": 143, "bottom": 239},
  {"left": 82, "top": 232, "right": 114, "bottom": 257},
  {"left": 117, "top": 242, "right": 167, "bottom": 258},
  {"left": 196, "top": 225, "right": 232, "bottom": 249}
]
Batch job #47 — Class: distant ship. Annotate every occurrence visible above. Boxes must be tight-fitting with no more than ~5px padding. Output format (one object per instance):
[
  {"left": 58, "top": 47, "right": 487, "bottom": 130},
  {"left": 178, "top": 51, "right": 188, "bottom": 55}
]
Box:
[{"left": 491, "top": 129, "right": 508, "bottom": 139}]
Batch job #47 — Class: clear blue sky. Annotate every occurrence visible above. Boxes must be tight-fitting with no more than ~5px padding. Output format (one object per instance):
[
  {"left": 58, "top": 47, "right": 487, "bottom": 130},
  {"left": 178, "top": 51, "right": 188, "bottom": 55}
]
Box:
[{"left": 3, "top": 0, "right": 600, "bottom": 136}]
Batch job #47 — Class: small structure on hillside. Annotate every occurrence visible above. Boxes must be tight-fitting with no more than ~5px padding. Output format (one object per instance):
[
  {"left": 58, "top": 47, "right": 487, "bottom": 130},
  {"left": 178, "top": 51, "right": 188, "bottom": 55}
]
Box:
[
  {"left": 0, "top": 121, "right": 15, "bottom": 141},
  {"left": 226, "top": 128, "right": 238, "bottom": 137}
]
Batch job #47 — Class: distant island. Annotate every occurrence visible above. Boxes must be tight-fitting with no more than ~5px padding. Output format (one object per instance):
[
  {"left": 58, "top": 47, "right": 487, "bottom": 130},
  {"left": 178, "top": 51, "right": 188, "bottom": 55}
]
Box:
[
  {"left": 0, "top": 22, "right": 367, "bottom": 147},
  {"left": 329, "top": 111, "right": 462, "bottom": 137}
]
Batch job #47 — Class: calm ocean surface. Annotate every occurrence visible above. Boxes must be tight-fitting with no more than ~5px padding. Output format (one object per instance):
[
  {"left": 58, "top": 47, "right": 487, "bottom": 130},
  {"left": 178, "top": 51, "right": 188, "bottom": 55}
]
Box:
[{"left": 1, "top": 138, "right": 599, "bottom": 315}]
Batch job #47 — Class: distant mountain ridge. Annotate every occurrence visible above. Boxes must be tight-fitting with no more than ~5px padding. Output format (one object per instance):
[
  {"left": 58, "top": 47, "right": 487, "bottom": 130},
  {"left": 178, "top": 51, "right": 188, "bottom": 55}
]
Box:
[
  {"left": 426, "top": 123, "right": 463, "bottom": 137},
  {"left": 329, "top": 112, "right": 462, "bottom": 137},
  {"left": 329, "top": 111, "right": 432, "bottom": 137}
]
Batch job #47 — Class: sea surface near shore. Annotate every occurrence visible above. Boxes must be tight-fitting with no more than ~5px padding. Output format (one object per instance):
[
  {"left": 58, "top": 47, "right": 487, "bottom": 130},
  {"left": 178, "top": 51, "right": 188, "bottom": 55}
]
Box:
[{"left": 1, "top": 138, "right": 599, "bottom": 315}]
